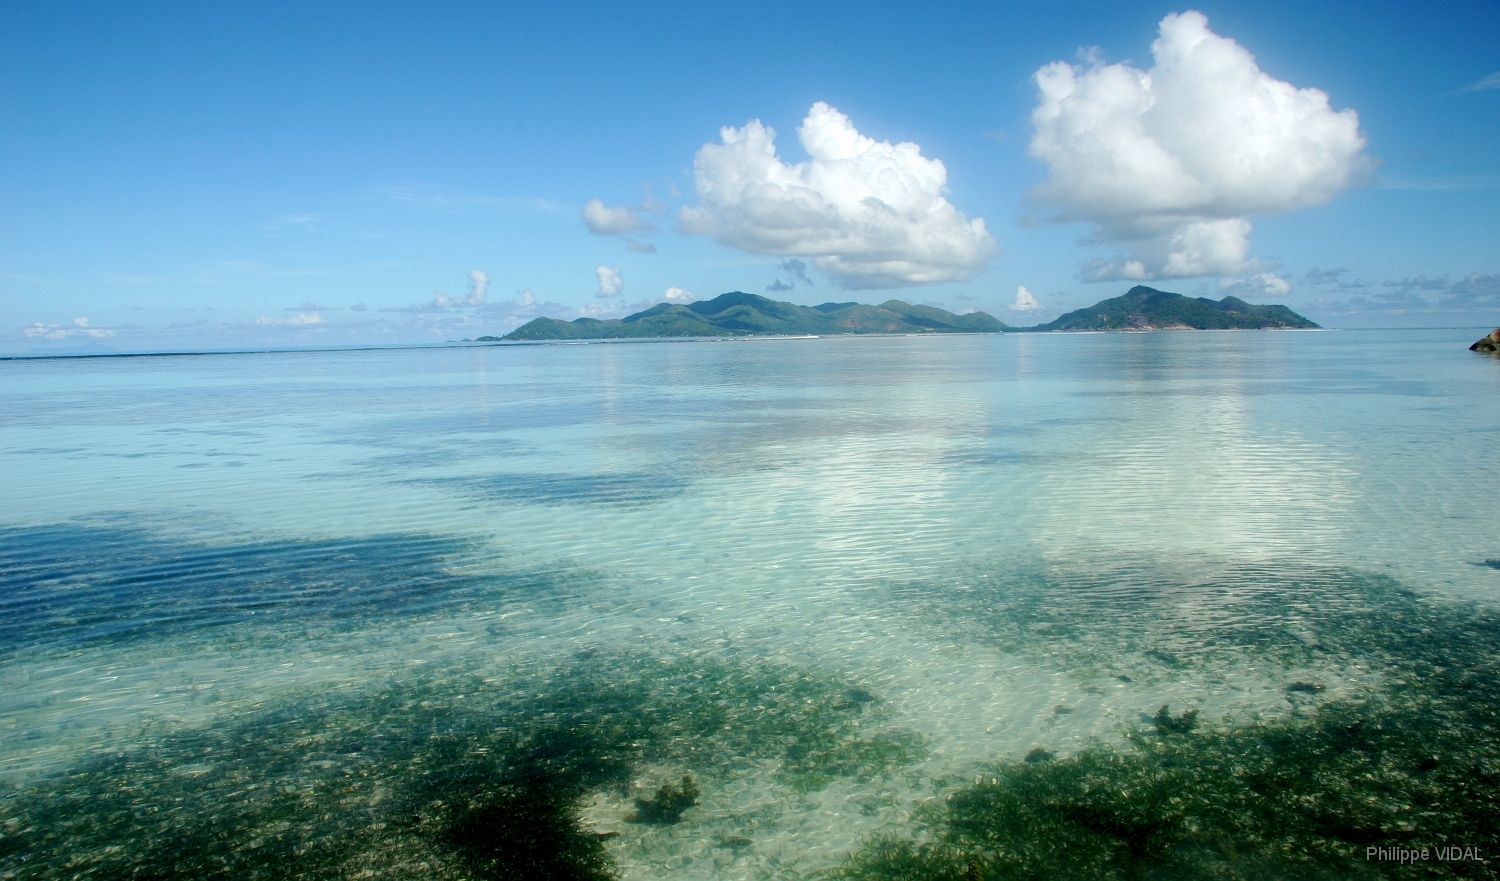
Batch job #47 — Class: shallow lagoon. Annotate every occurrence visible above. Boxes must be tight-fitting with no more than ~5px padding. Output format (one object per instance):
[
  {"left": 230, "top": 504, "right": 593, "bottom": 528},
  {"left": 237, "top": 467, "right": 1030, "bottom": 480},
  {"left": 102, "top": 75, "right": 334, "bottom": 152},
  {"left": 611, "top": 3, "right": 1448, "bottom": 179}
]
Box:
[{"left": 2, "top": 330, "right": 1497, "bottom": 879}]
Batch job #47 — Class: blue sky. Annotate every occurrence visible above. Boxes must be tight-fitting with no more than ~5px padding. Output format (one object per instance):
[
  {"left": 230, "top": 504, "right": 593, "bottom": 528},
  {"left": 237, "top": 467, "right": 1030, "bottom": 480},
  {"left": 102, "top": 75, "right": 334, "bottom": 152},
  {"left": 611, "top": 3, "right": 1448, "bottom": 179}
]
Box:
[{"left": 3, "top": 0, "right": 1498, "bottom": 352}]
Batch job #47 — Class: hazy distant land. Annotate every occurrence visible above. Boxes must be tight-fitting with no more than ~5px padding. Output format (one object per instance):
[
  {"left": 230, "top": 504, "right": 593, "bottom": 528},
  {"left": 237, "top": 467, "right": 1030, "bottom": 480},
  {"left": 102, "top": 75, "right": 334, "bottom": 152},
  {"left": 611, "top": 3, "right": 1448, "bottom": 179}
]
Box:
[{"left": 487, "top": 286, "right": 1318, "bottom": 342}]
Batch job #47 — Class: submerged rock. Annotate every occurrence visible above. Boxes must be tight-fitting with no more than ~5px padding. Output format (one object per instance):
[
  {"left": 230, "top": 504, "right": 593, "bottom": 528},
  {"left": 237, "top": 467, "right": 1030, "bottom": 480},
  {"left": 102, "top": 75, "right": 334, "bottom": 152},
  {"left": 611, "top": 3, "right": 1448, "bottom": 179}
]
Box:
[
  {"left": 1153, "top": 704, "right": 1200, "bottom": 735},
  {"left": 1470, "top": 328, "right": 1500, "bottom": 354},
  {"left": 627, "top": 775, "right": 700, "bottom": 824}
]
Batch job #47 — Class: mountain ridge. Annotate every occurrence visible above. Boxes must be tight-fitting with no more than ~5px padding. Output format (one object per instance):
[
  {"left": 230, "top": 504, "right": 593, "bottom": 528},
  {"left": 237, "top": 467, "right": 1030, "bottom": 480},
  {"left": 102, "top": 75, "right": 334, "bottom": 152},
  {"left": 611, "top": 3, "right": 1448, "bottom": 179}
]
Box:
[
  {"left": 493, "top": 293, "right": 1006, "bottom": 340},
  {"left": 485, "top": 286, "right": 1317, "bottom": 341}
]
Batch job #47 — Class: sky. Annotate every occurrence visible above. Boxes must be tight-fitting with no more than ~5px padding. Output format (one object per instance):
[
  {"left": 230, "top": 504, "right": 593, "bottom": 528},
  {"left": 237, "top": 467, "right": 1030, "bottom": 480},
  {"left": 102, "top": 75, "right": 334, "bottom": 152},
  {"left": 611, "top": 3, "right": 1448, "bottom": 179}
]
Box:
[{"left": 3, "top": 0, "right": 1498, "bottom": 352}]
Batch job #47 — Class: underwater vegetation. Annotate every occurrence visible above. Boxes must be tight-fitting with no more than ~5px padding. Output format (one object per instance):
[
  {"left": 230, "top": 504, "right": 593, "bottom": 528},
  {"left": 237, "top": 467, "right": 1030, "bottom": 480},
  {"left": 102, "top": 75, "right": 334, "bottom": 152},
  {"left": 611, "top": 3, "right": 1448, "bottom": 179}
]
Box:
[
  {"left": 838, "top": 569, "right": 1500, "bottom": 880},
  {"left": 0, "top": 524, "right": 595, "bottom": 660},
  {"left": 784, "top": 728, "right": 929, "bottom": 794},
  {"left": 882, "top": 561, "right": 1495, "bottom": 685},
  {"left": 839, "top": 698, "right": 1500, "bottom": 879},
  {"left": 0, "top": 650, "right": 923, "bottom": 879}
]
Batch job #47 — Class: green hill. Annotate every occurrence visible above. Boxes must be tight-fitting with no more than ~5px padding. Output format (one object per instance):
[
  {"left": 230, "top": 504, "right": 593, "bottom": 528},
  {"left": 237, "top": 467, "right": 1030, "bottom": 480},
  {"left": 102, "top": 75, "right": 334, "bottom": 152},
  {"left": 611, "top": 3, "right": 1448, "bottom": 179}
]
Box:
[
  {"left": 493, "top": 292, "right": 1007, "bottom": 340},
  {"left": 482, "top": 286, "right": 1317, "bottom": 342},
  {"left": 1020, "top": 286, "right": 1318, "bottom": 331}
]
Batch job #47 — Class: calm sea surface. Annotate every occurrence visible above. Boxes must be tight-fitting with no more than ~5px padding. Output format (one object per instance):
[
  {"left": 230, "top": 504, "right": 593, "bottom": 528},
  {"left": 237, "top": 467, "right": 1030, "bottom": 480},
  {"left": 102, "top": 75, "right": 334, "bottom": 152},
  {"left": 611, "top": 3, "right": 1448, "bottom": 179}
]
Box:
[{"left": 2, "top": 329, "right": 1497, "bottom": 879}]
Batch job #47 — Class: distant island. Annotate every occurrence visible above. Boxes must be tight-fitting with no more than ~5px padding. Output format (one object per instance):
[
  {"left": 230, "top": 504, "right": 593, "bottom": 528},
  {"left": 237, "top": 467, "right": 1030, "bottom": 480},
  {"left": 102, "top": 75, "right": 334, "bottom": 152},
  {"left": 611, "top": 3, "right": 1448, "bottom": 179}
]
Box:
[
  {"left": 1026, "top": 285, "right": 1318, "bottom": 331},
  {"left": 490, "top": 293, "right": 1004, "bottom": 340},
  {"left": 482, "top": 286, "right": 1317, "bottom": 342}
]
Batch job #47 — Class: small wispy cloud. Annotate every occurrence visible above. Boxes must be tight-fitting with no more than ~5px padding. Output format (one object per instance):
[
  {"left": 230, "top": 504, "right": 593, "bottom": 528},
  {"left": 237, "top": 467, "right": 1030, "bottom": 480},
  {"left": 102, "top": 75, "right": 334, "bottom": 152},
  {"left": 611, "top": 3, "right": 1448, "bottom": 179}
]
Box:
[
  {"left": 1438, "top": 273, "right": 1500, "bottom": 307},
  {"left": 1384, "top": 275, "right": 1450, "bottom": 292},
  {"left": 766, "top": 258, "right": 814, "bottom": 292},
  {"left": 256, "top": 313, "right": 326, "bottom": 327},
  {"left": 1377, "top": 174, "right": 1500, "bottom": 191},
  {"left": 23, "top": 317, "right": 115, "bottom": 339},
  {"left": 582, "top": 198, "right": 656, "bottom": 252},
  {"left": 640, "top": 183, "right": 669, "bottom": 217},
  {"left": 577, "top": 300, "right": 623, "bottom": 318},
  {"left": 1385, "top": 273, "right": 1500, "bottom": 309},
  {"left": 1304, "top": 266, "right": 1346, "bottom": 286},
  {"left": 582, "top": 200, "right": 646, "bottom": 235},
  {"left": 372, "top": 184, "right": 564, "bottom": 214},
  {"left": 1303, "top": 267, "right": 1370, "bottom": 289},
  {"left": 781, "top": 258, "right": 813, "bottom": 287},
  {"left": 263, "top": 214, "right": 324, "bottom": 233},
  {"left": 1459, "top": 71, "right": 1500, "bottom": 92},
  {"left": 1217, "top": 273, "right": 1291, "bottom": 298},
  {"left": 1312, "top": 272, "right": 1500, "bottom": 314}
]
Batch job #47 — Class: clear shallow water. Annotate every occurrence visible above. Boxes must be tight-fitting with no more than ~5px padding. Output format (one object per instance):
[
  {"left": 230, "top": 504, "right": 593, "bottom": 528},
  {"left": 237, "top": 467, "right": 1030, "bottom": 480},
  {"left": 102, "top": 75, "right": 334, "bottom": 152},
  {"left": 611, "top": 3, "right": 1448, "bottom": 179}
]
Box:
[{"left": 2, "top": 330, "right": 1498, "bottom": 879}]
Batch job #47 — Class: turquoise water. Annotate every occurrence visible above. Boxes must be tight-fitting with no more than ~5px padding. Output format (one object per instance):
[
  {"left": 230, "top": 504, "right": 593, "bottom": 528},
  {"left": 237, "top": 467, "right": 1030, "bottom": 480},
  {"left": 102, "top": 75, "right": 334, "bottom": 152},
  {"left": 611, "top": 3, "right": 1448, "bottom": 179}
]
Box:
[{"left": 2, "top": 330, "right": 1497, "bottom": 879}]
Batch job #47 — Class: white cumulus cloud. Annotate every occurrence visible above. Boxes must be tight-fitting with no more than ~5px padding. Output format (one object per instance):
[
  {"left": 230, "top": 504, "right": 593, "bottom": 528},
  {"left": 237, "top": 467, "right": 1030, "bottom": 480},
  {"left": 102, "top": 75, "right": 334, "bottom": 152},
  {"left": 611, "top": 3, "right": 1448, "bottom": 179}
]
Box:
[
  {"left": 680, "top": 102, "right": 995, "bottom": 289},
  {"left": 1009, "top": 286, "right": 1042, "bottom": 311},
  {"left": 596, "top": 265, "right": 623, "bottom": 298},
  {"left": 384, "top": 270, "right": 490, "bottom": 313},
  {"left": 581, "top": 199, "right": 647, "bottom": 236},
  {"left": 662, "top": 287, "right": 694, "bottom": 303},
  {"left": 1028, "top": 10, "right": 1372, "bottom": 281},
  {"left": 433, "top": 269, "right": 488, "bottom": 307}
]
